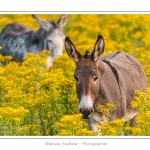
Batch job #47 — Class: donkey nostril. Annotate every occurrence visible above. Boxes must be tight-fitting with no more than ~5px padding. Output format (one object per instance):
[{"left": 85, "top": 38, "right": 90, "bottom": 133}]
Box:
[{"left": 79, "top": 107, "right": 94, "bottom": 115}]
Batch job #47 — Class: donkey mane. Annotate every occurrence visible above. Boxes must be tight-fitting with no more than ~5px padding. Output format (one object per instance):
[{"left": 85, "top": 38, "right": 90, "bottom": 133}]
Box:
[{"left": 83, "top": 51, "right": 91, "bottom": 59}]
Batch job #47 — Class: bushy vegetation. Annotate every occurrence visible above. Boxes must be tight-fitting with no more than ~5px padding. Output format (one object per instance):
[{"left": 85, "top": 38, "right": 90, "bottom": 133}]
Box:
[{"left": 0, "top": 14, "right": 150, "bottom": 136}]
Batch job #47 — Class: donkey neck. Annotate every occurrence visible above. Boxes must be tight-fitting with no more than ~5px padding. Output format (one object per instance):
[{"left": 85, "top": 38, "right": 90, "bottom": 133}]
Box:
[
  {"left": 96, "top": 59, "right": 122, "bottom": 106},
  {"left": 28, "top": 28, "right": 47, "bottom": 54},
  {"left": 37, "top": 28, "right": 47, "bottom": 52}
]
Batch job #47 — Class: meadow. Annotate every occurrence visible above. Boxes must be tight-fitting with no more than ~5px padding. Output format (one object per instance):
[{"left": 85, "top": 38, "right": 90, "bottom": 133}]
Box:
[{"left": 0, "top": 14, "right": 150, "bottom": 136}]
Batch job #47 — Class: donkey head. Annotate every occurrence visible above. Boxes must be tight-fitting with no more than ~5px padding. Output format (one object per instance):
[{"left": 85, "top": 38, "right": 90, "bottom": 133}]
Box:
[
  {"left": 32, "top": 14, "right": 68, "bottom": 58},
  {"left": 65, "top": 35, "right": 105, "bottom": 119}
]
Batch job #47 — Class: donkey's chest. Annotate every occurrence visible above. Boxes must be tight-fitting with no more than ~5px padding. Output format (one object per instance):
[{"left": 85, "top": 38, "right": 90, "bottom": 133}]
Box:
[{"left": 88, "top": 112, "right": 108, "bottom": 131}]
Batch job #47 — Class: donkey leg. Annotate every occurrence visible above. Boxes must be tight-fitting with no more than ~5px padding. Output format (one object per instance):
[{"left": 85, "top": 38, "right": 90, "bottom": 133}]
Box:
[{"left": 87, "top": 119, "right": 98, "bottom": 132}]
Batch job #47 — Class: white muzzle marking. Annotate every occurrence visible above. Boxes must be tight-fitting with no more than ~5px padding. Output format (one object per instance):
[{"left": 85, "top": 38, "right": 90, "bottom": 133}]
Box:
[
  {"left": 45, "top": 55, "right": 53, "bottom": 69},
  {"left": 80, "top": 95, "right": 93, "bottom": 110}
]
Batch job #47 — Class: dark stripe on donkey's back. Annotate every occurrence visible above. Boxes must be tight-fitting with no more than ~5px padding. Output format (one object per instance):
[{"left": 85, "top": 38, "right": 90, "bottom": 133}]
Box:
[{"left": 102, "top": 59, "right": 122, "bottom": 101}]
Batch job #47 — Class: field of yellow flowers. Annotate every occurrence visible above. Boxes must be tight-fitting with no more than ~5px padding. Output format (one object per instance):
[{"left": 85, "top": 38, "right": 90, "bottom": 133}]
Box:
[{"left": 0, "top": 14, "right": 150, "bottom": 136}]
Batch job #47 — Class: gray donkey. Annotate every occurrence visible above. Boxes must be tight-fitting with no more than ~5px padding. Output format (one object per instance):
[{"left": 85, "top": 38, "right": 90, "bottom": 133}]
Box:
[{"left": 0, "top": 14, "right": 68, "bottom": 69}]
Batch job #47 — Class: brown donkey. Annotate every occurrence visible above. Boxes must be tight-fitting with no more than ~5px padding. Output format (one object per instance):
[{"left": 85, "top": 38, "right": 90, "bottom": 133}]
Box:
[{"left": 65, "top": 35, "right": 147, "bottom": 132}]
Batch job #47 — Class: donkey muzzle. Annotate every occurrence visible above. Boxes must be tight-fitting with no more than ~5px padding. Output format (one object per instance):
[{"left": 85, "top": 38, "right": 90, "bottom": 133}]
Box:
[{"left": 79, "top": 107, "right": 94, "bottom": 119}]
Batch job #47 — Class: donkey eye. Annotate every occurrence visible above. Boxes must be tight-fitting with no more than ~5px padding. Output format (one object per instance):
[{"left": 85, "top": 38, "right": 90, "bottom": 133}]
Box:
[
  {"left": 74, "top": 76, "right": 79, "bottom": 82},
  {"left": 93, "top": 77, "right": 98, "bottom": 82}
]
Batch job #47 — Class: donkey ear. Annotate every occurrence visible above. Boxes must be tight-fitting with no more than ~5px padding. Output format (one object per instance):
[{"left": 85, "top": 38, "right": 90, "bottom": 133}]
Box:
[
  {"left": 32, "top": 14, "right": 52, "bottom": 31},
  {"left": 91, "top": 35, "right": 105, "bottom": 62},
  {"left": 65, "top": 36, "right": 82, "bottom": 63},
  {"left": 57, "top": 14, "right": 68, "bottom": 29}
]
